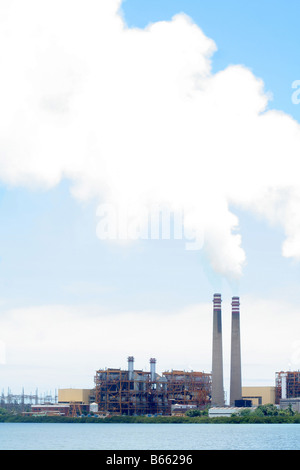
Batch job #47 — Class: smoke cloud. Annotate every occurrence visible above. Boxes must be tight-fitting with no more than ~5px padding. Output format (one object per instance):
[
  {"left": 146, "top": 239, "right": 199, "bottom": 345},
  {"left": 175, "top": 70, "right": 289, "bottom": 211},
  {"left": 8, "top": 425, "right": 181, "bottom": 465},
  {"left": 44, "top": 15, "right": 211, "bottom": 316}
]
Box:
[{"left": 0, "top": 0, "right": 300, "bottom": 279}]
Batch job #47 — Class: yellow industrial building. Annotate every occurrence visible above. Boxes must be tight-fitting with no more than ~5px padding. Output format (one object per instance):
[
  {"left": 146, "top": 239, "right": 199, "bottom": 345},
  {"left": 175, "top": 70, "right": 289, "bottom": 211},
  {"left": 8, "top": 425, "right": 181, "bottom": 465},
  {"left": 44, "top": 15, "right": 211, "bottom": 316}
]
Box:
[
  {"left": 56, "top": 386, "right": 276, "bottom": 410},
  {"left": 58, "top": 388, "right": 92, "bottom": 405},
  {"left": 242, "top": 386, "right": 275, "bottom": 405}
]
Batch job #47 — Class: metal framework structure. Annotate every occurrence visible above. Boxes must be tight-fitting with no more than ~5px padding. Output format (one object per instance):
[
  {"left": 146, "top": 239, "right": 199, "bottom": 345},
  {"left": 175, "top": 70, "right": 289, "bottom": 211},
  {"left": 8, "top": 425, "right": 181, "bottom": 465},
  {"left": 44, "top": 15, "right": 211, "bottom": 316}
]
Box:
[
  {"left": 162, "top": 370, "right": 211, "bottom": 409},
  {"left": 69, "top": 401, "right": 83, "bottom": 417},
  {"left": 94, "top": 367, "right": 211, "bottom": 415},
  {"left": 275, "top": 371, "right": 300, "bottom": 404},
  {"left": 0, "top": 388, "right": 57, "bottom": 411},
  {"left": 94, "top": 368, "right": 169, "bottom": 415}
]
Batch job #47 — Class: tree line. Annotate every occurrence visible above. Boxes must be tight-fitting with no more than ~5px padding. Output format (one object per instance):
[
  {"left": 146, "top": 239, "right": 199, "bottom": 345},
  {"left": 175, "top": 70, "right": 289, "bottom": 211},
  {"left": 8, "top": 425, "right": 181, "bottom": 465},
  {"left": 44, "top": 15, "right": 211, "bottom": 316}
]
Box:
[{"left": 0, "top": 404, "right": 299, "bottom": 424}]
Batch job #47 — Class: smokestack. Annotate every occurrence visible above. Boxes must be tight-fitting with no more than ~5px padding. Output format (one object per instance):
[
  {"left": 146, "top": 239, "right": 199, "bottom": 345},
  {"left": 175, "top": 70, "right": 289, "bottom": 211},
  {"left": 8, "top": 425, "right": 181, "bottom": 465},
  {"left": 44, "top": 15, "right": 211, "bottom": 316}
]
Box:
[
  {"left": 128, "top": 356, "right": 134, "bottom": 381},
  {"left": 211, "top": 293, "right": 225, "bottom": 406},
  {"left": 150, "top": 358, "right": 156, "bottom": 382},
  {"left": 230, "top": 296, "right": 242, "bottom": 406}
]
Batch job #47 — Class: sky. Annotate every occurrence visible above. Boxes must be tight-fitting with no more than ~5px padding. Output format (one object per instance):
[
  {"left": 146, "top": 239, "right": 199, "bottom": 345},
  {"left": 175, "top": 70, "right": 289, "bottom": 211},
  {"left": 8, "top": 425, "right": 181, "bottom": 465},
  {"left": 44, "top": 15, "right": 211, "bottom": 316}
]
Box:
[{"left": 0, "top": 0, "right": 300, "bottom": 402}]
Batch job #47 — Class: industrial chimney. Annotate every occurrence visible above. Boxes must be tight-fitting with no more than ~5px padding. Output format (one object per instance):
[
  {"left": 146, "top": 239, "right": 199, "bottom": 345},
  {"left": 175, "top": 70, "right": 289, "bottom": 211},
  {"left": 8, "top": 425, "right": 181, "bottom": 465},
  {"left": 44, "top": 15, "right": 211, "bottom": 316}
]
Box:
[
  {"left": 150, "top": 358, "right": 156, "bottom": 382},
  {"left": 230, "top": 297, "right": 242, "bottom": 406},
  {"left": 211, "top": 293, "right": 225, "bottom": 406},
  {"left": 128, "top": 356, "right": 134, "bottom": 381}
]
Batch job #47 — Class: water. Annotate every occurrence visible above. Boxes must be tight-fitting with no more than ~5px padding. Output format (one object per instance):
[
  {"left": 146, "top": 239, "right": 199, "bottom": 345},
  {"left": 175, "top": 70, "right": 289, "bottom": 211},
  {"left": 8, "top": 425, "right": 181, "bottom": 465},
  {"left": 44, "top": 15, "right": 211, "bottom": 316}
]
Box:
[{"left": 0, "top": 423, "right": 299, "bottom": 450}]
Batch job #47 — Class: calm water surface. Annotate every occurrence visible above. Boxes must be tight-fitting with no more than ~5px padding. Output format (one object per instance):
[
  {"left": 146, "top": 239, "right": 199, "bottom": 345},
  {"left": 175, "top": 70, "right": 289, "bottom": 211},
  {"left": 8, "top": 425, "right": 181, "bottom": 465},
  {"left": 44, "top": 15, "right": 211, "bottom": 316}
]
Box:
[{"left": 0, "top": 423, "right": 299, "bottom": 450}]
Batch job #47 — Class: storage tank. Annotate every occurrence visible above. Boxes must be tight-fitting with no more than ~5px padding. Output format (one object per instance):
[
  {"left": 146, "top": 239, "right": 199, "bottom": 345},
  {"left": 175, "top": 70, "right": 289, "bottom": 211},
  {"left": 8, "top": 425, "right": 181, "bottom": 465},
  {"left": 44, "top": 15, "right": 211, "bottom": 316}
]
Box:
[{"left": 89, "top": 402, "right": 98, "bottom": 413}]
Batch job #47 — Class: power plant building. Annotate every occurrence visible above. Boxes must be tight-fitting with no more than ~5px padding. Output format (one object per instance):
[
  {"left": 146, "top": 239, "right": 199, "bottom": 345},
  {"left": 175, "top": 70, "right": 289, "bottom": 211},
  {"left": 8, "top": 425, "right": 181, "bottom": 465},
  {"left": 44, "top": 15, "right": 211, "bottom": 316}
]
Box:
[
  {"left": 11, "top": 292, "right": 299, "bottom": 417},
  {"left": 94, "top": 357, "right": 211, "bottom": 415},
  {"left": 93, "top": 292, "right": 246, "bottom": 415},
  {"left": 242, "top": 386, "right": 276, "bottom": 406},
  {"left": 58, "top": 388, "right": 91, "bottom": 405},
  {"left": 275, "top": 371, "right": 300, "bottom": 403}
]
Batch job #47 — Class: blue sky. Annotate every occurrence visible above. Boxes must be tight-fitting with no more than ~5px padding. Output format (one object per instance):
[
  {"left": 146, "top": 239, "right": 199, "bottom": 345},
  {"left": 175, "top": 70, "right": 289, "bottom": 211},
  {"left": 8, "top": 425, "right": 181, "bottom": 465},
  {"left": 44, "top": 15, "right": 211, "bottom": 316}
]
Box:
[
  {"left": 0, "top": 0, "right": 299, "bottom": 398},
  {"left": 123, "top": 0, "right": 300, "bottom": 119}
]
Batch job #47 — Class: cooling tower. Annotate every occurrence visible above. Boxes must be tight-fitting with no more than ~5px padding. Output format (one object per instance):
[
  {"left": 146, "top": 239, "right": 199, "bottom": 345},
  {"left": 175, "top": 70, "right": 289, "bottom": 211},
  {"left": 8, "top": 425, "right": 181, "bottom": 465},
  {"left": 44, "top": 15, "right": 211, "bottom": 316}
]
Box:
[
  {"left": 230, "top": 296, "right": 242, "bottom": 405},
  {"left": 211, "top": 293, "right": 225, "bottom": 406}
]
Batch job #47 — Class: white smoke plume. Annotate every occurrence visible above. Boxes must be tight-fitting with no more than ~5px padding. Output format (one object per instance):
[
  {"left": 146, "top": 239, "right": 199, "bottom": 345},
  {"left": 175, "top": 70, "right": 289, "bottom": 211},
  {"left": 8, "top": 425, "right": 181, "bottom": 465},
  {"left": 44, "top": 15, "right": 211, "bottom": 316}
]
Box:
[{"left": 0, "top": 0, "right": 299, "bottom": 279}]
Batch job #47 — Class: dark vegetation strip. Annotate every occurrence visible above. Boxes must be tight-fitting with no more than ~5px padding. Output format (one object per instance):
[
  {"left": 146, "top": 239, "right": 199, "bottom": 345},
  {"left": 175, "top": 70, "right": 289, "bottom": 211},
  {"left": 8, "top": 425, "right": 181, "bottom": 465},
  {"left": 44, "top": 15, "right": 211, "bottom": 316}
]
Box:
[{"left": 0, "top": 414, "right": 299, "bottom": 424}]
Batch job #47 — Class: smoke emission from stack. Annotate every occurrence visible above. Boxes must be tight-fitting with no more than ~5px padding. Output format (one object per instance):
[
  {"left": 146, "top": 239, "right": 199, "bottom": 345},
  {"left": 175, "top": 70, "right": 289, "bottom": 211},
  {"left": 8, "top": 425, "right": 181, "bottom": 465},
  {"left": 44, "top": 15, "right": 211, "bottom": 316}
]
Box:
[
  {"left": 211, "top": 293, "right": 225, "bottom": 406},
  {"left": 230, "top": 296, "right": 242, "bottom": 405}
]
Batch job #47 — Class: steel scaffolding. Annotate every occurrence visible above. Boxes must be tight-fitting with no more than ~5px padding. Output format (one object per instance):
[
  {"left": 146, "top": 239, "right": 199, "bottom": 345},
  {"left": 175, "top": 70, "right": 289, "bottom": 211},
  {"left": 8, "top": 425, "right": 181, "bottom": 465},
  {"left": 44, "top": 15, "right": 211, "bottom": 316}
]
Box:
[
  {"left": 94, "top": 367, "right": 211, "bottom": 415},
  {"left": 163, "top": 370, "right": 211, "bottom": 409},
  {"left": 275, "top": 370, "right": 300, "bottom": 404},
  {"left": 94, "top": 368, "right": 169, "bottom": 415}
]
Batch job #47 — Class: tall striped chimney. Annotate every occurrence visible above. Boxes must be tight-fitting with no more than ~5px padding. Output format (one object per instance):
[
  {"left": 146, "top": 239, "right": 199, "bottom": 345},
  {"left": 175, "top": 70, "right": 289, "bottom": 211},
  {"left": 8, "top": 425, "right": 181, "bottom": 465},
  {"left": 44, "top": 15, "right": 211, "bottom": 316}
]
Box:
[
  {"left": 211, "top": 293, "right": 225, "bottom": 406},
  {"left": 230, "top": 296, "right": 242, "bottom": 405}
]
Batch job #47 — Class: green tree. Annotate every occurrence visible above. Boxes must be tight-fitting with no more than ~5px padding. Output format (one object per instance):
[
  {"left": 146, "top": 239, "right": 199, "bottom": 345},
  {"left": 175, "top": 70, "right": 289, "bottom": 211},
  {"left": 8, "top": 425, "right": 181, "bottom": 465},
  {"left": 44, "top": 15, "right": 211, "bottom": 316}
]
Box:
[
  {"left": 185, "top": 407, "right": 208, "bottom": 417},
  {"left": 0, "top": 407, "right": 10, "bottom": 416},
  {"left": 253, "top": 404, "right": 279, "bottom": 416},
  {"left": 185, "top": 409, "right": 201, "bottom": 417},
  {"left": 239, "top": 408, "right": 252, "bottom": 416}
]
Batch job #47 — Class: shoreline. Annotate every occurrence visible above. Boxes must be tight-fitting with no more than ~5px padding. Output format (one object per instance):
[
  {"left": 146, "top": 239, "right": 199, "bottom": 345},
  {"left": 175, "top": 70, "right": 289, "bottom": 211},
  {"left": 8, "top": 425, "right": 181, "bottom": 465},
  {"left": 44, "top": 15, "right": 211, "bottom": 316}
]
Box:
[{"left": 1, "top": 414, "right": 300, "bottom": 424}]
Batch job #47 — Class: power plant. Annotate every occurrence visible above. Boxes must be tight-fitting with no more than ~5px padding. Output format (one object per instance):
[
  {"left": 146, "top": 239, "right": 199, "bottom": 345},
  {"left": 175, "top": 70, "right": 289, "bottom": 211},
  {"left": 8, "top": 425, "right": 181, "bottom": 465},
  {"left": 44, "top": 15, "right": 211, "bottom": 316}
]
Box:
[
  {"left": 2, "top": 293, "right": 300, "bottom": 416},
  {"left": 93, "top": 293, "right": 243, "bottom": 415},
  {"left": 94, "top": 358, "right": 211, "bottom": 416}
]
